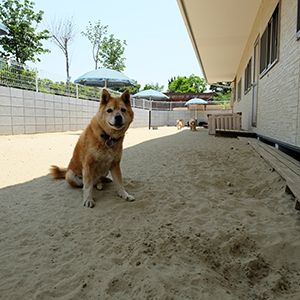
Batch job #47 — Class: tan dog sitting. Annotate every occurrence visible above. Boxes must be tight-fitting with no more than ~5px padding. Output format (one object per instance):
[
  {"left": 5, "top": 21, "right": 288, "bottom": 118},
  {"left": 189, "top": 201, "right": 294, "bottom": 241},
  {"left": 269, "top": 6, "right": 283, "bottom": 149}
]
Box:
[
  {"left": 50, "top": 89, "right": 134, "bottom": 208},
  {"left": 176, "top": 119, "right": 184, "bottom": 130},
  {"left": 189, "top": 118, "right": 197, "bottom": 131}
]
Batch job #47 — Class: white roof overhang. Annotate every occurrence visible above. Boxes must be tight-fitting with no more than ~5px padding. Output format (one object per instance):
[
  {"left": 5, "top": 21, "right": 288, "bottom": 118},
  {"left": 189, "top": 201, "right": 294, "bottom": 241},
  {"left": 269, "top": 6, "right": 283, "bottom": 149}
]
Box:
[{"left": 177, "top": 0, "right": 262, "bottom": 83}]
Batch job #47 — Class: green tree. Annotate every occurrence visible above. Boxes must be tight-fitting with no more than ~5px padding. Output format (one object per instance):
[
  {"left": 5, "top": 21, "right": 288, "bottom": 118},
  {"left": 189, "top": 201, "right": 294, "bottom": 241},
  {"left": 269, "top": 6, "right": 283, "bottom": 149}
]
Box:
[
  {"left": 210, "top": 82, "right": 231, "bottom": 93},
  {"left": 118, "top": 80, "right": 141, "bottom": 94},
  {"left": 143, "top": 82, "right": 164, "bottom": 91},
  {"left": 210, "top": 82, "right": 232, "bottom": 102},
  {"left": 213, "top": 91, "right": 231, "bottom": 101},
  {"left": 0, "top": 0, "right": 50, "bottom": 64},
  {"left": 81, "top": 20, "right": 108, "bottom": 70},
  {"left": 168, "top": 75, "right": 207, "bottom": 93},
  {"left": 99, "top": 34, "right": 126, "bottom": 71}
]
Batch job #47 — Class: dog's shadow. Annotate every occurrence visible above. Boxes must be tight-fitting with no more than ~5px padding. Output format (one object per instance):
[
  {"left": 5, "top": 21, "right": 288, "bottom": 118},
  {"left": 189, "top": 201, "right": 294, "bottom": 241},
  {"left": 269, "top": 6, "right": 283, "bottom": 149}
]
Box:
[{"left": 0, "top": 129, "right": 190, "bottom": 211}]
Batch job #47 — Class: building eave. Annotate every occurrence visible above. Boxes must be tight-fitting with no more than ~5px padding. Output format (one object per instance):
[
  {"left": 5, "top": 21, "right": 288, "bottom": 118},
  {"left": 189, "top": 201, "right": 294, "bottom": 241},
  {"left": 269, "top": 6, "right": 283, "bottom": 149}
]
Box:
[{"left": 177, "top": 0, "right": 262, "bottom": 84}]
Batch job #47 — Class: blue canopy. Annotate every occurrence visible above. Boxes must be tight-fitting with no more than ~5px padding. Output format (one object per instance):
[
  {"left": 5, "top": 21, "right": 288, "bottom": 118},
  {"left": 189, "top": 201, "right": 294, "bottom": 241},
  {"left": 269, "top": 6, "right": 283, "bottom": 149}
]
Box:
[
  {"left": 0, "top": 22, "right": 8, "bottom": 35},
  {"left": 133, "top": 89, "right": 169, "bottom": 100},
  {"left": 185, "top": 98, "right": 208, "bottom": 105},
  {"left": 74, "top": 67, "right": 135, "bottom": 88}
]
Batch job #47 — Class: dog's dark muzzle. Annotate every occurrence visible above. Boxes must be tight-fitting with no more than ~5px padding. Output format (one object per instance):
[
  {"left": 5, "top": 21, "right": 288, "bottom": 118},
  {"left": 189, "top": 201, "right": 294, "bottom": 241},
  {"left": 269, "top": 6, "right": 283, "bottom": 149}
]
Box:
[{"left": 114, "top": 115, "right": 124, "bottom": 128}]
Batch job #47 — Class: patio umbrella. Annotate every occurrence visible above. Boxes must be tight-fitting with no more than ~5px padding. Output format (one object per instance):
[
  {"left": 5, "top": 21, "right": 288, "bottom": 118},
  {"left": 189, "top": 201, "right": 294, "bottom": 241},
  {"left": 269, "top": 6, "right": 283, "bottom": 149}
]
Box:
[
  {"left": 184, "top": 97, "right": 208, "bottom": 106},
  {"left": 133, "top": 89, "right": 169, "bottom": 130},
  {"left": 185, "top": 97, "right": 208, "bottom": 120},
  {"left": 74, "top": 67, "right": 135, "bottom": 88},
  {"left": 133, "top": 89, "right": 169, "bottom": 101},
  {"left": 0, "top": 22, "right": 8, "bottom": 36}
]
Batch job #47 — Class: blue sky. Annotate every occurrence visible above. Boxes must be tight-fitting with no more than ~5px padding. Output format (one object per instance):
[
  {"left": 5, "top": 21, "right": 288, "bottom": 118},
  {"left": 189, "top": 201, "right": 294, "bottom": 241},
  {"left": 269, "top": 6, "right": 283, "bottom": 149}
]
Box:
[{"left": 30, "top": 0, "right": 203, "bottom": 91}]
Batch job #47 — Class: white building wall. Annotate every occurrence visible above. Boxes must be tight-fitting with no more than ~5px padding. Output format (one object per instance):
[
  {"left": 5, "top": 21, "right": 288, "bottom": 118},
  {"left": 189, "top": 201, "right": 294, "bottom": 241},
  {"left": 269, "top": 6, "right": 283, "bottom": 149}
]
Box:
[{"left": 233, "top": 0, "right": 300, "bottom": 147}]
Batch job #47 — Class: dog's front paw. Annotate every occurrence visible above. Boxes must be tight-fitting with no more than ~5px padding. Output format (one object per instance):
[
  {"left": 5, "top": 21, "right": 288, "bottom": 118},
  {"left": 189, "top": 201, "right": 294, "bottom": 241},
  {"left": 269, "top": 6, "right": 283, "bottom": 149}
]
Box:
[
  {"left": 125, "top": 194, "right": 135, "bottom": 201},
  {"left": 83, "top": 197, "right": 95, "bottom": 208},
  {"left": 96, "top": 182, "right": 103, "bottom": 190},
  {"left": 118, "top": 191, "right": 135, "bottom": 202}
]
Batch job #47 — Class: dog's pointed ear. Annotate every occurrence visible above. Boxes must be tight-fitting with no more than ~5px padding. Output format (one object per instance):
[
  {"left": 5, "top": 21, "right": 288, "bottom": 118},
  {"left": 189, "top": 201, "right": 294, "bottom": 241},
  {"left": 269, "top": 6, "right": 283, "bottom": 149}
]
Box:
[
  {"left": 101, "top": 89, "right": 110, "bottom": 106},
  {"left": 121, "top": 90, "right": 131, "bottom": 106}
]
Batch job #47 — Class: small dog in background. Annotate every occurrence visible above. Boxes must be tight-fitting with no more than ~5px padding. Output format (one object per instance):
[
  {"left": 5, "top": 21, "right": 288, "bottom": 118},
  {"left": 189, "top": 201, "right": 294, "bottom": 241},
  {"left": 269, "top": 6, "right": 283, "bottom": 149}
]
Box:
[
  {"left": 189, "top": 118, "right": 197, "bottom": 131},
  {"left": 176, "top": 119, "right": 184, "bottom": 130}
]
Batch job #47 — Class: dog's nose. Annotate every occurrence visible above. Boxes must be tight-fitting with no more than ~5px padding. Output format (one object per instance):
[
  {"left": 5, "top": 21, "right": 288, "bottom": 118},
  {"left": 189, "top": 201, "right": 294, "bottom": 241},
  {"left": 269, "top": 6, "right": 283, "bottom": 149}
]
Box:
[{"left": 115, "top": 115, "right": 123, "bottom": 126}]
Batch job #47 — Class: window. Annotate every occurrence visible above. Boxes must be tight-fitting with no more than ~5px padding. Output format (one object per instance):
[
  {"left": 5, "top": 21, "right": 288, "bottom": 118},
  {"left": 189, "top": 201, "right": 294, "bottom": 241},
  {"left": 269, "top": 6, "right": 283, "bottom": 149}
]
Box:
[
  {"left": 297, "top": 0, "right": 300, "bottom": 39},
  {"left": 244, "top": 58, "right": 252, "bottom": 93},
  {"left": 237, "top": 79, "right": 241, "bottom": 101},
  {"left": 260, "top": 5, "right": 279, "bottom": 75}
]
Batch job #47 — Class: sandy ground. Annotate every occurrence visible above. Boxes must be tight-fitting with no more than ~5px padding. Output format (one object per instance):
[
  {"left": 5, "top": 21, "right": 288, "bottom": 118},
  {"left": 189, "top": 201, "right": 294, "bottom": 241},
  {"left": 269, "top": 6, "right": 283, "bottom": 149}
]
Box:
[{"left": 0, "top": 127, "right": 300, "bottom": 300}]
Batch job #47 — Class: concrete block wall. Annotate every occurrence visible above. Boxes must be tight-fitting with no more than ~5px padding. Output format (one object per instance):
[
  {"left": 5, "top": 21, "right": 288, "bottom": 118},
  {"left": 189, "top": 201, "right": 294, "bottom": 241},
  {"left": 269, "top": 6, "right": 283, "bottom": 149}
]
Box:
[
  {"left": 0, "top": 86, "right": 98, "bottom": 135},
  {"left": 0, "top": 86, "right": 159, "bottom": 134},
  {"left": 131, "top": 108, "right": 149, "bottom": 128},
  {"left": 152, "top": 110, "right": 195, "bottom": 127},
  {"left": 0, "top": 86, "right": 226, "bottom": 134},
  {"left": 151, "top": 109, "right": 230, "bottom": 127}
]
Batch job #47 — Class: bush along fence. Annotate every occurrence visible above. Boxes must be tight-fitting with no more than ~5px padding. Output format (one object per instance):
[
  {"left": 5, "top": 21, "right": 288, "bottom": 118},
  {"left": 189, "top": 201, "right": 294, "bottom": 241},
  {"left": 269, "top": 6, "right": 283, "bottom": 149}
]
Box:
[
  {"left": 0, "top": 62, "right": 182, "bottom": 110},
  {"left": 0, "top": 59, "right": 232, "bottom": 110},
  {"left": 0, "top": 59, "right": 100, "bottom": 101}
]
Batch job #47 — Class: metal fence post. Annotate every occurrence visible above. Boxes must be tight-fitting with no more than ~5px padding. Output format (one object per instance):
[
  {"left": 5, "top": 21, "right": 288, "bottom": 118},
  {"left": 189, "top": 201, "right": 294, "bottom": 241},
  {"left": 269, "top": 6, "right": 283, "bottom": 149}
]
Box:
[
  {"left": 35, "top": 68, "right": 39, "bottom": 92},
  {"left": 76, "top": 84, "right": 79, "bottom": 99}
]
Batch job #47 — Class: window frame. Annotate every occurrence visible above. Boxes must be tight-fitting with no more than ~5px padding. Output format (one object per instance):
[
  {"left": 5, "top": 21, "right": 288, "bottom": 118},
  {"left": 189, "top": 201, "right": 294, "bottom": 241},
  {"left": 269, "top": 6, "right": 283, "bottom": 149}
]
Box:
[
  {"left": 232, "top": 78, "right": 237, "bottom": 102},
  {"left": 237, "top": 79, "right": 242, "bottom": 101},
  {"left": 260, "top": 4, "right": 280, "bottom": 77},
  {"left": 297, "top": 0, "right": 300, "bottom": 39},
  {"left": 244, "top": 58, "right": 252, "bottom": 94}
]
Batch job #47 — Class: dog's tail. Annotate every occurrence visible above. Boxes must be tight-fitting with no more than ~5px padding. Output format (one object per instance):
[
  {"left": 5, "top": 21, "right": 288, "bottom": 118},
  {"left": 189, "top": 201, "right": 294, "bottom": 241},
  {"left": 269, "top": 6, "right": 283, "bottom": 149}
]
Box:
[{"left": 49, "top": 165, "right": 67, "bottom": 179}]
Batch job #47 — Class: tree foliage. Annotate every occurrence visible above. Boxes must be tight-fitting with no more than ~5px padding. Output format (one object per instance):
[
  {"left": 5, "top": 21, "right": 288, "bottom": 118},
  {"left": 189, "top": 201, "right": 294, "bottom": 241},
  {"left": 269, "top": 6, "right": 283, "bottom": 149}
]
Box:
[
  {"left": 0, "top": 0, "right": 50, "bottom": 64},
  {"left": 213, "top": 91, "right": 232, "bottom": 102},
  {"left": 118, "top": 80, "right": 141, "bottom": 94},
  {"left": 210, "top": 82, "right": 232, "bottom": 102},
  {"left": 168, "top": 75, "right": 206, "bottom": 93},
  {"left": 143, "top": 82, "right": 164, "bottom": 92},
  {"left": 210, "top": 82, "right": 231, "bottom": 93},
  {"left": 81, "top": 20, "right": 108, "bottom": 70},
  {"left": 82, "top": 20, "right": 127, "bottom": 71},
  {"left": 99, "top": 34, "right": 126, "bottom": 71}
]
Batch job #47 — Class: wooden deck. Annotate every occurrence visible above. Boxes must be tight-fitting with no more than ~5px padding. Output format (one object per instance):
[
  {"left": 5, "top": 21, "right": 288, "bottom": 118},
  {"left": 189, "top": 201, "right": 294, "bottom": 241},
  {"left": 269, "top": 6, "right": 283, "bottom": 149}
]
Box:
[{"left": 242, "top": 138, "right": 300, "bottom": 210}]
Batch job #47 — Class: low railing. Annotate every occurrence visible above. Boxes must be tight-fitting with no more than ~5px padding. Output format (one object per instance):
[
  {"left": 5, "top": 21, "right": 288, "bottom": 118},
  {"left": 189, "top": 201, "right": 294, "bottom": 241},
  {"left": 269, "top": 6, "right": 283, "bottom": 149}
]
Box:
[
  {"left": 208, "top": 113, "right": 241, "bottom": 135},
  {"left": 131, "top": 98, "right": 188, "bottom": 111}
]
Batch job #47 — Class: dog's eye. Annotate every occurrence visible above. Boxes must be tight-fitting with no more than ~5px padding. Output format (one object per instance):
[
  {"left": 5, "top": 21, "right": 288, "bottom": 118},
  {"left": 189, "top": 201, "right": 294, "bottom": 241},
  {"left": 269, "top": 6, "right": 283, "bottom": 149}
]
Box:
[
  {"left": 121, "top": 108, "right": 126, "bottom": 113},
  {"left": 107, "top": 108, "right": 113, "bottom": 113}
]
